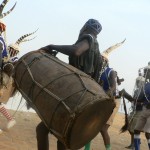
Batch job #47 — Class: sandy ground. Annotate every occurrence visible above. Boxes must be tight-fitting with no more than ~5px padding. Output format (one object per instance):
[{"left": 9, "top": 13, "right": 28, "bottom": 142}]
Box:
[{"left": 0, "top": 110, "right": 148, "bottom": 150}]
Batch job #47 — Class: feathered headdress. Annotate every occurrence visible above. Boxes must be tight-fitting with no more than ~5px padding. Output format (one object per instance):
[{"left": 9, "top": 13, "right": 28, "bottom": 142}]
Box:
[
  {"left": 0, "top": 0, "right": 17, "bottom": 20},
  {"left": 8, "top": 29, "right": 38, "bottom": 52}
]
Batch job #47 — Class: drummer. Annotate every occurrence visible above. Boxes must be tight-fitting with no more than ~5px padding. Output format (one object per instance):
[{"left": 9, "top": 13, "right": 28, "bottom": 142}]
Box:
[
  {"left": 37, "top": 18, "right": 103, "bottom": 150},
  {"left": 99, "top": 54, "right": 119, "bottom": 150},
  {"left": 41, "top": 19, "right": 102, "bottom": 82}
]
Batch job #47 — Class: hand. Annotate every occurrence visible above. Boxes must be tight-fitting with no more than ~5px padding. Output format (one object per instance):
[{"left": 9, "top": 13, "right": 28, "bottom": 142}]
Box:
[
  {"left": 50, "top": 50, "right": 58, "bottom": 57},
  {"left": 40, "top": 45, "right": 53, "bottom": 52},
  {"left": 38, "top": 49, "right": 46, "bottom": 53},
  {"left": 39, "top": 45, "right": 58, "bottom": 57},
  {"left": 117, "top": 77, "right": 124, "bottom": 85}
]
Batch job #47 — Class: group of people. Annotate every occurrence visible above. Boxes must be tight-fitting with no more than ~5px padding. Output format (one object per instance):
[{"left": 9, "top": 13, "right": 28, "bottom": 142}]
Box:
[
  {"left": 37, "top": 18, "right": 150, "bottom": 150},
  {"left": 0, "top": 1, "right": 149, "bottom": 150},
  {"left": 123, "top": 63, "right": 150, "bottom": 150},
  {"left": 37, "top": 18, "right": 126, "bottom": 150}
]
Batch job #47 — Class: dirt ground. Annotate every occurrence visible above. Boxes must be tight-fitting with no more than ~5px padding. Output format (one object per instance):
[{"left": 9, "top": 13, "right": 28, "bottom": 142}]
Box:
[{"left": 0, "top": 110, "right": 148, "bottom": 150}]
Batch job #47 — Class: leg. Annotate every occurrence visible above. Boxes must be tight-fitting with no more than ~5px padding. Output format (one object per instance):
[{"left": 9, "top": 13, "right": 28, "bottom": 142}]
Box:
[
  {"left": 131, "top": 132, "right": 134, "bottom": 148},
  {"left": 100, "top": 99, "right": 120, "bottom": 150},
  {"left": 57, "top": 140, "right": 66, "bottom": 150},
  {"left": 145, "top": 133, "right": 150, "bottom": 150},
  {"left": 101, "top": 124, "right": 111, "bottom": 150},
  {"left": 0, "top": 103, "right": 16, "bottom": 130},
  {"left": 133, "top": 108, "right": 147, "bottom": 150},
  {"left": 125, "top": 131, "right": 134, "bottom": 149},
  {"left": 134, "top": 130, "right": 141, "bottom": 150},
  {"left": 36, "top": 121, "right": 49, "bottom": 150},
  {"left": 0, "top": 104, "right": 13, "bottom": 121},
  {"left": 84, "top": 142, "right": 91, "bottom": 150},
  {"left": 144, "top": 115, "right": 150, "bottom": 150},
  {"left": 126, "top": 111, "right": 137, "bottom": 149}
]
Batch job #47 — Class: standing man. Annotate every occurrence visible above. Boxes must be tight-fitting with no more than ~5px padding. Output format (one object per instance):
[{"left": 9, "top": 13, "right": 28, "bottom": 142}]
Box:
[
  {"left": 99, "top": 55, "right": 121, "bottom": 150},
  {"left": 84, "top": 39, "right": 125, "bottom": 150},
  {"left": 37, "top": 19, "right": 102, "bottom": 150},
  {"left": 133, "top": 65, "right": 150, "bottom": 150},
  {"left": 125, "top": 76, "right": 145, "bottom": 149}
]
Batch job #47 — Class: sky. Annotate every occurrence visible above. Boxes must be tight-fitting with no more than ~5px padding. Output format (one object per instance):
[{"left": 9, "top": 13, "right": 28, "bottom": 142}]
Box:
[{"left": 2, "top": 0, "right": 150, "bottom": 94}]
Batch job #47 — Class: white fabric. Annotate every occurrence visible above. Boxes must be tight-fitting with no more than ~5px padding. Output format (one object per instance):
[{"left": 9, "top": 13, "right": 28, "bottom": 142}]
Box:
[
  {"left": 8, "top": 43, "right": 20, "bottom": 51},
  {"left": 115, "top": 78, "right": 119, "bottom": 96},
  {"left": 101, "top": 52, "right": 108, "bottom": 61},
  {"left": 134, "top": 134, "right": 140, "bottom": 139},
  {"left": 107, "top": 68, "right": 113, "bottom": 78},
  {"left": 6, "top": 119, "right": 16, "bottom": 130},
  {"left": 0, "top": 19, "right": 5, "bottom": 25},
  {"left": 0, "top": 129, "right": 3, "bottom": 134},
  {"left": 136, "top": 76, "right": 145, "bottom": 82},
  {"left": 0, "top": 103, "right": 4, "bottom": 108},
  {"left": 9, "top": 56, "right": 19, "bottom": 63}
]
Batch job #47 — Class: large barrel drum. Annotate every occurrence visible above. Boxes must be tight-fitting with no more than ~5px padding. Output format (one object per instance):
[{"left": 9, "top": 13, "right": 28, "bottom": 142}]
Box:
[{"left": 14, "top": 51, "right": 115, "bottom": 149}]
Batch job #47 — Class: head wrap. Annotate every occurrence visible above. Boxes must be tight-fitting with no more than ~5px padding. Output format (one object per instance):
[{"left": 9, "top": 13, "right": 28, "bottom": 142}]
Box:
[{"left": 80, "top": 19, "right": 102, "bottom": 35}]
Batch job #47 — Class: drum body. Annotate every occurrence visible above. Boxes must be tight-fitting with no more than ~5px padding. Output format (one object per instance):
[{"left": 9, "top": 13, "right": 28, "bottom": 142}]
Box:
[{"left": 14, "top": 51, "right": 115, "bottom": 149}]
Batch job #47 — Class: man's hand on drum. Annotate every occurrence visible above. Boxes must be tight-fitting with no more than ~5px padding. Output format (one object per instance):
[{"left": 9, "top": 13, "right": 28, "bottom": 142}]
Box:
[
  {"left": 38, "top": 45, "right": 58, "bottom": 56},
  {"left": 39, "top": 45, "right": 53, "bottom": 52}
]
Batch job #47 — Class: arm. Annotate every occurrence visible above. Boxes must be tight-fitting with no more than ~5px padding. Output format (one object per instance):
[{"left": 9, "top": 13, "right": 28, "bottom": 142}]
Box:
[
  {"left": 105, "top": 70, "right": 116, "bottom": 98},
  {"left": 40, "top": 39, "right": 89, "bottom": 56},
  {"left": 109, "top": 70, "right": 116, "bottom": 94},
  {"left": 119, "top": 89, "right": 134, "bottom": 102}
]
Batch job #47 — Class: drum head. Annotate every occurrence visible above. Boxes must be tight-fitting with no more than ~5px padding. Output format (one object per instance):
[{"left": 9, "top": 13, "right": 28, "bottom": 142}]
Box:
[{"left": 69, "top": 99, "right": 115, "bottom": 149}]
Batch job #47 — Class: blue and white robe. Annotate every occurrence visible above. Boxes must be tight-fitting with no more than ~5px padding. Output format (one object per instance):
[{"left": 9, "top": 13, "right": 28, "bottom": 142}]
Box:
[{"left": 0, "top": 35, "right": 9, "bottom": 59}]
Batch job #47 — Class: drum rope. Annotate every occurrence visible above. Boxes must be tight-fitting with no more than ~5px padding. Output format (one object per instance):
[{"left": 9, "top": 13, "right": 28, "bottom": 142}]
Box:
[
  {"left": 18, "top": 58, "right": 90, "bottom": 115},
  {"left": 33, "top": 72, "right": 75, "bottom": 102},
  {"left": 41, "top": 51, "right": 92, "bottom": 79},
  {"left": 28, "top": 82, "right": 36, "bottom": 101},
  {"left": 12, "top": 96, "right": 24, "bottom": 117},
  {"left": 18, "top": 53, "right": 97, "bottom": 104},
  {"left": 22, "top": 59, "right": 61, "bottom": 101},
  {"left": 14, "top": 52, "right": 103, "bottom": 138},
  {"left": 13, "top": 81, "right": 51, "bottom": 131},
  {"left": 17, "top": 58, "right": 82, "bottom": 130},
  {"left": 74, "top": 89, "right": 87, "bottom": 112},
  {"left": 128, "top": 69, "right": 148, "bottom": 125}
]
